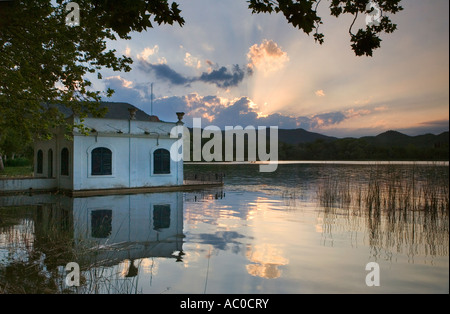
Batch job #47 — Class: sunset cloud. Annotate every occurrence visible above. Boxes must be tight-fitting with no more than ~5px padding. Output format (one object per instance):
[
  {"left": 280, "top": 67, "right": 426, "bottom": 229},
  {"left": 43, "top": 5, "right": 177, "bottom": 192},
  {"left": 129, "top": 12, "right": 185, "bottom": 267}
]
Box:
[
  {"left": 136, "top": 45, "right": 159, "bottom": 61},
  {"left": 97, "top": 0, "right": 448, "bottom": 138},
  {"left": 124, "top": 46, "right": 131, "bottom": 57},
  {"left": 105, "top": 75, "right": 133, "bottom": 88},
  {"left": 315, "top": 90, "right": 325, "bottom": 97},
  {"left": 184, "top": 52, "right": 202, "bottom": 69},
  {"left": 247, "top": 39, "right": 289, "bottom": 76}
]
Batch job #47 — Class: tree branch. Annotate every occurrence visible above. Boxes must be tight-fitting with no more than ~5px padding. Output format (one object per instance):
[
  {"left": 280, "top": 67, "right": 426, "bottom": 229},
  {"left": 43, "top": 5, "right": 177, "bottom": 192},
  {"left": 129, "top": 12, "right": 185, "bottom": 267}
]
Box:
[{"left": 349, "top": 10, "right": 358, "bottom": 36}]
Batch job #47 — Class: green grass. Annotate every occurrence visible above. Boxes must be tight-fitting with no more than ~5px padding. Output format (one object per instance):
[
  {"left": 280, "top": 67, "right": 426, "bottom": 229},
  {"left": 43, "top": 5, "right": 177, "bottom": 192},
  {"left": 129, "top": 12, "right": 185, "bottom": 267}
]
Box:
[{"left": 0, "top": 166, "right": 34, "bottom": 178}]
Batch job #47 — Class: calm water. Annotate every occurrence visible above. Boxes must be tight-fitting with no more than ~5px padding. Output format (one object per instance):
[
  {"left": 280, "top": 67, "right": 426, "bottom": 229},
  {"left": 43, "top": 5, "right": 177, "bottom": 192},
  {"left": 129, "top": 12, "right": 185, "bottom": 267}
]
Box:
[{"left": 0, "top": 162, "right": 448, "bottom": 294}]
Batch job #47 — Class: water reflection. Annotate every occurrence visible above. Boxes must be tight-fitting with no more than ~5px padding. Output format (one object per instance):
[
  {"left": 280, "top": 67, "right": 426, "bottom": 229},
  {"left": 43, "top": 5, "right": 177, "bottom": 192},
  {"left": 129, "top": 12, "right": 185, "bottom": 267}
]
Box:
[
  {"left": 246, "top": 244, "right": 289, "bottom": 279},
  {"left": 314, "top": 164, "right": 449, "bottom": 262},
  {"left": 1, "top": 163, "right": 448, "bottom": 293},
  {"left": 0, "top": 192, "right": 183, "bottom": 293}
]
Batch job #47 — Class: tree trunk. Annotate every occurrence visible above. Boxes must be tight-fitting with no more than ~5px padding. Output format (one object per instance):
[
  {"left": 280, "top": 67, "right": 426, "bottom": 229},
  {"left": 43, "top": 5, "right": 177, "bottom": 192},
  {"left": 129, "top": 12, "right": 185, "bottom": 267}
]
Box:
[{"left": 0, "top": 153, "right": 4, "bottom": 172}]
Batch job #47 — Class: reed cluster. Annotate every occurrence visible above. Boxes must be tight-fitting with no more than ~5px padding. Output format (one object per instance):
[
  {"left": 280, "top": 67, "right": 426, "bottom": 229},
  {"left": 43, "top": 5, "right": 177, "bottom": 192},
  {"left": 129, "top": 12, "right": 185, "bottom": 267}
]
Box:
[
  {"left": 317, "top": 164, "right": 449, "bottom": 215},
  {"left": 316, "top": 164, "right": 449, "bottom": 259}
]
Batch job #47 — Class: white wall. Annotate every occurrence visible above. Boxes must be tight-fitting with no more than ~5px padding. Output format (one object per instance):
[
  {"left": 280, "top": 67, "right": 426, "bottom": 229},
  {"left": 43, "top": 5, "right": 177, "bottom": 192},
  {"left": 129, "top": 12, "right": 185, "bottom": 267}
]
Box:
[
  {"left": 34, "top": 117, "right": 184, "bottom": 191},
  {"left": 72, "top": 133, "right": 183, "bottom": 190}
]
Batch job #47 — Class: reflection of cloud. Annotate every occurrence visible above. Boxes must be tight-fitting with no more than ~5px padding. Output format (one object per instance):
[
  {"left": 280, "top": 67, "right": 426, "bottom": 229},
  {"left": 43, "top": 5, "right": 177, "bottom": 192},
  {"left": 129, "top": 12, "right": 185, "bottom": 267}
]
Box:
[
  {"left": 315, "top": 217, "right": 323, "bottom": 233},
  {"left": 246, "top": 264, "right": 282, "bottom": 279},
  {"left": 245, "top": 244, "right": 289, "bottom": 279},
  {"left": 140, "top": 258, "right": 160, "bottom": 275},
  {"left": 198, "top": 231, "right": 246, "bottom": 251}
]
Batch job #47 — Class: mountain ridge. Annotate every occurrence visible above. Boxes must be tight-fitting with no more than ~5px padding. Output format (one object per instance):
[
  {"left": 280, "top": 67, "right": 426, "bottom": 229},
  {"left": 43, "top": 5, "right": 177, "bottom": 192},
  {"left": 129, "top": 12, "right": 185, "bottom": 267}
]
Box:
[{"left": 278, "top": 128, "right": 449, "bottom": 147}]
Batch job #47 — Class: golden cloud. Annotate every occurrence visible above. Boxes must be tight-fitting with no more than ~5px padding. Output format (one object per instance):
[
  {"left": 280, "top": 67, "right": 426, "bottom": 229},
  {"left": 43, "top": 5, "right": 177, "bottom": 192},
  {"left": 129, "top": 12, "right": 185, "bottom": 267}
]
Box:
[{"left": 247, "top": 39, "right": 289, "bottom": 76}]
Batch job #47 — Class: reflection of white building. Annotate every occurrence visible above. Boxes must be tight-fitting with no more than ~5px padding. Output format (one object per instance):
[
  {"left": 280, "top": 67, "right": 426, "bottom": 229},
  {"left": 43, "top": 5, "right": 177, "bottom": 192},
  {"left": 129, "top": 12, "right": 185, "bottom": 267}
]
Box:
[
  {"left": 33, "top": 102, "right": 184, "bottom": 193},
  {"left": 0, "top": 191, "right": 184, "bottom": 290},
  {"left": 69, "top": 192, "right": 184, "bottom": 265}
]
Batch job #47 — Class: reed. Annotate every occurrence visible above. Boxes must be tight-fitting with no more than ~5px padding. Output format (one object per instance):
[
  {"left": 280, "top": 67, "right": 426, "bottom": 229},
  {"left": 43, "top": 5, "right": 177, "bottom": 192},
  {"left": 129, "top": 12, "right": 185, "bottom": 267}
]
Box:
[
  {"left": 0, "top": 204, "right": 142, "bottom": 294},
  {"left": 316, "top": 163, "right": 449, "bottom": 215},
  {"left": 316, "top": 163, "right": 449, "bottom": 260}
]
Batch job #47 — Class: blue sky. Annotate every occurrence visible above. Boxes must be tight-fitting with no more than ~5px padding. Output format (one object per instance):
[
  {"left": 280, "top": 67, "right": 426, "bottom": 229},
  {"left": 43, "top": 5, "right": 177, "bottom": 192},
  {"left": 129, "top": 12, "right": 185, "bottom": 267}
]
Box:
[{"left": 92, "top": 0, "right": 449, "bottom": 137}]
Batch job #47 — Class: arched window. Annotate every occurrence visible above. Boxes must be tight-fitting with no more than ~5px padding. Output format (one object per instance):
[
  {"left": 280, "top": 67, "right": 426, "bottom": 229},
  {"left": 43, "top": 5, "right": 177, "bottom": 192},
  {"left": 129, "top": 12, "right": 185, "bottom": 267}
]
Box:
[
  {"left": 61, "top": 148, "right": 69, "bottom": 176},
  {"left": 36, "top": 150, "right": 43, "bottom": 174},
  {"left": 153, "top": 148, "right": 170, "bottom": 174},
  {"left": 48, "top": 149, "right": 53, "bottom": 178},
  {"left": 92, "top": 147, "right": 112, "bottom": 175}
]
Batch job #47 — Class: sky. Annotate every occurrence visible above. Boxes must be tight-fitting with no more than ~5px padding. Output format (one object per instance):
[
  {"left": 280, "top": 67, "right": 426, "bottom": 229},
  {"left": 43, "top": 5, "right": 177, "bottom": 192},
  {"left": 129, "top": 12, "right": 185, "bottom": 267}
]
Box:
[{"left": 92, "top": 0, "right": 449, "bottom": 138}]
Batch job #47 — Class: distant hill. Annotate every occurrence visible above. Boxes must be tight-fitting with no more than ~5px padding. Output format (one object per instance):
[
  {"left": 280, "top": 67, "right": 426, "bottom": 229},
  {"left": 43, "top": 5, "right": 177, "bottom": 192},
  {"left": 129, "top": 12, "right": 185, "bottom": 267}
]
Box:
[
  {"left": 360, "top": 130, "right": 449, "bottom": 148},
  {"left": 277, "top": 128, "right": 448, "bottom": 148},
  {"left": 278, "top": 128, "right": 336, "bottom": 145},
  {"left": 276, "top": 130, "right": 449, "bottom": 161},
  {"left": 185, "top": 127, "right": 448, "bottom": 161}
]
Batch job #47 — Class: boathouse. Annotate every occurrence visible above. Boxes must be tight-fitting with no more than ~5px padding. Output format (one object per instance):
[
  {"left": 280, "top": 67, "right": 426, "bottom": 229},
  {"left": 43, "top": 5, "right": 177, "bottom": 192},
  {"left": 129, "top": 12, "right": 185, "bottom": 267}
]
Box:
[{"left": 31, "top": 102, "right": 185, "bottom": 194}]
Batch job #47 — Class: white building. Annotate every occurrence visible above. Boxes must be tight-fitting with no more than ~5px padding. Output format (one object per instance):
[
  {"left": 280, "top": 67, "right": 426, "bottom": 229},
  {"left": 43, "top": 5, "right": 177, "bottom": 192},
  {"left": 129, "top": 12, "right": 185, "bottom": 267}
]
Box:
[{"left": 33, "top": 102, "right": 184, "bottom": 193}]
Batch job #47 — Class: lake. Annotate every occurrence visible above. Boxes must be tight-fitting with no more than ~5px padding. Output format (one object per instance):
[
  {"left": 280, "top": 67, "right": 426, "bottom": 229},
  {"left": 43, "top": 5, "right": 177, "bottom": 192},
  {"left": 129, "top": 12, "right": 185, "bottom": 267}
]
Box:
[{"left": 0, "top": 162, "right": 448, "bottom": 294}]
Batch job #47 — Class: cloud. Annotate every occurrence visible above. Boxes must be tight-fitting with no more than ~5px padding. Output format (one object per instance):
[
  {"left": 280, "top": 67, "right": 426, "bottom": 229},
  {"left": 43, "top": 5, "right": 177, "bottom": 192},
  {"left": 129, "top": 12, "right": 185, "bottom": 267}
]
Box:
[
  {"left": 124, "top": 46, "right": 131, "bottom": 57},
  {"left": 184, "top": 52, "right": 202, "bottom": 69},
  {"left": 103, "top": 76, "right": 146, "bottom": 106},
  {"left": 133, "top": 39, "right": 289, "bottom": 90},
  {"left": 344, "top": 108, "right": 372, "bottom": 118},
  {"left": 101, "top": 80, "right": 445, "bottom": 137},
  {"left": 138, "top": 59, "right": 247, "bottom": 89},
  {"left": 139, "top": 61, "right": 191, "bottom": 86},
  {"left": 102, "top": 75, "right": 401, "bottom": 136},
  {"left": 152, "top": 94, "right": 339, "bottom": 129},
  {"left": 398, "top": 119, "right": 450, "bottom": 136},
  {"left": 315, "top": 89, "right": 325, "bottom": 97},
  {"left": 137, "top": 45, "right": 159, "bottom": 61},
  {"left": 198, "top": 65, "right": 246, "bottom": 88},
  {"left": 135, "top": 39, "right": 289, "bottom": 90},
  {"left": 305, "top": 112, "right": 347, "bottom": 129},
  {"left": 105, "top": 75, "right": 133, "bottom": 88},
  {"left": 247, "top": 39, "right": 289, "bottom": 75}
]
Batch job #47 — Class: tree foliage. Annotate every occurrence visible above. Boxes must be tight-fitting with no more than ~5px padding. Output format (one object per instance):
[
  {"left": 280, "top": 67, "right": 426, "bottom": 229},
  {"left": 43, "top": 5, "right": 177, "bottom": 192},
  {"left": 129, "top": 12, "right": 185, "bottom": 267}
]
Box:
[
  {"left": 248, "top": 0, "right": 403, "bottom": 56},
  {"left": 0, "top": 0, "right": 184, "bottom": 138},
  {"left": 277, "top": 137, "right": 449, "bottom": 161},
  {"left": 0, "top": 0, "right": 402, "bottom": 138}
]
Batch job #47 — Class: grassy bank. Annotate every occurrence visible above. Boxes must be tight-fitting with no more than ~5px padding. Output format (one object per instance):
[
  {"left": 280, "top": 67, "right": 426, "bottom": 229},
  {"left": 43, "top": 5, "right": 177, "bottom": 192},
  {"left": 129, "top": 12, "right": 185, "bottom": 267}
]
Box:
[{"left": 0, "top": 166, "right": 34, "bottom": 178}]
